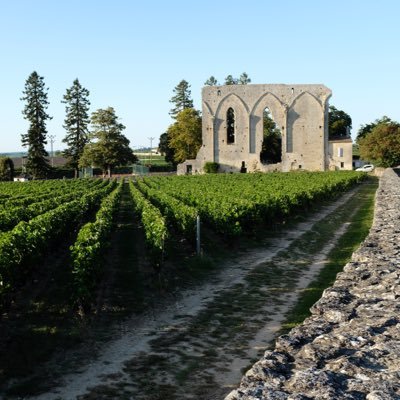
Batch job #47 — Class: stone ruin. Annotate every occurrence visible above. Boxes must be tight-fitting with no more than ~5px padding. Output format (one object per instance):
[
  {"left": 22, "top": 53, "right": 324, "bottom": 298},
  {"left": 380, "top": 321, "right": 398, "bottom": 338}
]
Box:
[
  {"left": 226, "top": 168, "right": 400, "bottom": 399},
  {"left": 177, "top": 84, "right": 353, "bottom": 174}
]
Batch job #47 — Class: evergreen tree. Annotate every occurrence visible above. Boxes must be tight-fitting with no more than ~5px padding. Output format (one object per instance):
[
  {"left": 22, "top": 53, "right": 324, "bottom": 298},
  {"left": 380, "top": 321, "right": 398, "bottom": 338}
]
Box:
[
  {"left": 21, "top": 71, "right": 52, "bottom": 179},
  {"left": 169, "top": 80, "right": 194, "bottom": 119},
  {"left": 224, "top": 73, "right": 251, "bottom": 85},
  {"left": 238, "top": 72, "right": 251, "bottom": 85},
  {"left": 62, "top": 79, "right": 91, "bottom": 178},
  {"left": 79, "top": 107, "right": 137, "bottom": 177},
  {"left": 224, "top": 75, "right": 238, "bottom": 85},
  {"left": 204, "top": 76, "right": 219, "bottom": 86}
]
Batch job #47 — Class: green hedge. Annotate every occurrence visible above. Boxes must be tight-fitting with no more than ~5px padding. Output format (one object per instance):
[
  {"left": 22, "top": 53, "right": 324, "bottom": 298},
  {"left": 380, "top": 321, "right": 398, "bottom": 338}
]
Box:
[{"left": 203, "top": 162, "right": 219, "bottom": 174}]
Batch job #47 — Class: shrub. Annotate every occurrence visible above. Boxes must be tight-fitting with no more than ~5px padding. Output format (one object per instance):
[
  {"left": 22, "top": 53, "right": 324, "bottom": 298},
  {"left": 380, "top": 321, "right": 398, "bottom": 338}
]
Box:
[
  {"left": 204, "top": 162, "right": 219, "bottom": 174},
  {"left": 0, "top": 157, "right": 14, "bottom": 181}
]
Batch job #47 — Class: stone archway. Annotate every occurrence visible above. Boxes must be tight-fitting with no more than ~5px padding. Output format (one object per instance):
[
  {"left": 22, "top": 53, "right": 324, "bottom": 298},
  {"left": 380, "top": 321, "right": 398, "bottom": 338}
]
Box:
[{"left": 260, "top": 107, "right": 282, "bottom": 165}]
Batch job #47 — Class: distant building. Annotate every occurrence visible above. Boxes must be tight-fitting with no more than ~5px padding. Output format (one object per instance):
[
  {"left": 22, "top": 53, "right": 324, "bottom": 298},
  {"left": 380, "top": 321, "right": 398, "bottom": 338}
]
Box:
[
  {"left": 13, "top": 173, "right": 32, "bottom": 182},
  {"left": 328, "top": 136, "right": 353, "bottom": 170}
]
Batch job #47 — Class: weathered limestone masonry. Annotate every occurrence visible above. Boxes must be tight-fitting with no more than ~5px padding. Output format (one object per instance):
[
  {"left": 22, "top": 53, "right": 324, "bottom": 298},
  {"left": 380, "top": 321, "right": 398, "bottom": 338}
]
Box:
[
  {"left": 226, "top": 168, "right": 400, "bottom": 400},
  {"left": 177, "top": 84, "right": 353, "bottom": 174}
]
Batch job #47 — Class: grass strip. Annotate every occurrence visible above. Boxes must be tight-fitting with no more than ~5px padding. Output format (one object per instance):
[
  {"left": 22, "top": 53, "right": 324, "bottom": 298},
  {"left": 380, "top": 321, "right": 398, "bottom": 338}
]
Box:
[{"left": 280, "top": 180, "right": 377, "bottom": 333}]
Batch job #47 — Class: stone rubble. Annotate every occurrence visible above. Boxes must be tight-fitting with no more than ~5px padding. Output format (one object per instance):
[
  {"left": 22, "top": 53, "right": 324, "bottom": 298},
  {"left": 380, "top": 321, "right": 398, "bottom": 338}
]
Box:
[{"left": 226, "top": 169, "right": 400, "bottom": 400}]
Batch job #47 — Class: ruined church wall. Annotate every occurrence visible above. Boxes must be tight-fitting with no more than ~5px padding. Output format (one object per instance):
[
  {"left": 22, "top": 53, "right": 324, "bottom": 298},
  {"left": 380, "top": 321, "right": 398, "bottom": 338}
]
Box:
[
  {"left": 226, "top": 168, "right": 400, "bottom": 399},
  {"left": 177, "top": 84, "right": 332, "bottom": 174},
  {"left": 285, "top": 92, "right": 326, "bottom": 171}
]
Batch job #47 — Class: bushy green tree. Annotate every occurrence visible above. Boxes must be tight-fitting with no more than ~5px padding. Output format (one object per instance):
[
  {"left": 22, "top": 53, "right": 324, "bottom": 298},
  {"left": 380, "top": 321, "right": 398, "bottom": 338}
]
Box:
[
  {"left": 328, "top": 106, "right": 352, "bottom": 138},
  {"left": 79, "top": 107, "right": 137, "bottom": 177},
  {"left": 260, "top": 109, "right": 282, "bottom": 164},
  {"left": 356, "top": 116, "right": 393, "bottom": 143},
  {"left": 21, "top": 71, "right": 52, "bottom": 178},
  {"left": 0, "top": 157, "right": 14, "bottom": 181},
  {"left": 62, "top": 79, "right": 91, "bottom": 178},
  {"left": 167, "top": 108, "right": 202, "bottom": 163},
  {"left": 358, "top": 121, "right": 400, "bottom": 167},
  {"left": 158, "top": 132, "right": 176, "bottom": 165},
  {"left": 169, "top": 80, "right": 194, "bottom": 119}
]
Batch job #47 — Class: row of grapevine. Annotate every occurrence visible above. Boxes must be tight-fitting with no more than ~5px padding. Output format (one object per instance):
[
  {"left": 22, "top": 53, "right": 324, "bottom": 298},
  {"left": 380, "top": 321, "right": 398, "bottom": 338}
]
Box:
[
  {"left": 143, "top": 176, "right": 265, "bottom": 235},
  {"left": 0, "top": 179, "right": 105, "bottom": 209},
  {"left": 0, "top": 179, "right": 57, "bottom": 198},
  {"left": 135, "top": 179, "right": 198, "bottom": 240},
  {"left": 128, "top": 180, "right": 167, "bottom": 251},
  {"left": 143, "top": 171, "right": 366, "bottom": 236},
  {"left": 0, "top": 180, "right": 109, "bottom": 232},
  {"left": 71, "top": 181, "right": 123, "bottom": 306},
  {"left": 0, "top": 179, "right": 68, "bottom": 202},
  {"left": 0, "top": 180, "right": 117, "bottom": 302}
]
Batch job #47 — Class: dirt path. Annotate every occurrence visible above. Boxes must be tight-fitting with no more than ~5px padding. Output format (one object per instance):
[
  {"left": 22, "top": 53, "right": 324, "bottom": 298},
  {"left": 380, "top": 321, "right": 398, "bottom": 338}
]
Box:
[{"left": 30, "top": 186, "right": 371, "bottom": 400}]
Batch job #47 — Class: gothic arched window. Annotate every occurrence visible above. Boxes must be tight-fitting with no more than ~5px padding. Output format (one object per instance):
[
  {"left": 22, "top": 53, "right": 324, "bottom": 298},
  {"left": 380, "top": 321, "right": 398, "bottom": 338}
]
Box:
[{"left": 227, "top": 107, "right": 235, "bottom": 144}]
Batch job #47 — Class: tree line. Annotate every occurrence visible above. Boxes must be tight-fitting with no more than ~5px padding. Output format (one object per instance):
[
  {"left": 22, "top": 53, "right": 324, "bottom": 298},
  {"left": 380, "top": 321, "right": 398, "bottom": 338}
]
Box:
[
  {"left": 18, "top": 71, "right": 136, "bottom": 179},
  {"left": 6, "top": 71, "right": 398, "bottom": 182}
]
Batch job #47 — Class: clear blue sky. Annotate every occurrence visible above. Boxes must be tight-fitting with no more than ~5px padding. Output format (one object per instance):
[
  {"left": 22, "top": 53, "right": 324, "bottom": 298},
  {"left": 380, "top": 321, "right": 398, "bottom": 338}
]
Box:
[{"left": 1, "top": 0, "right": 400, "bottom": 152}]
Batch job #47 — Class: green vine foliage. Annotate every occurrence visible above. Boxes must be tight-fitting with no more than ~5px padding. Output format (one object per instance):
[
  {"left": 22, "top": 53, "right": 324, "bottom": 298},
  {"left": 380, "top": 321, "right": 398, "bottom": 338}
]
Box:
[
  {"left": 70, "top": 181, "right": 123, "bottom": 308},
  {"left": 129, "top": 180, "right": 167, "bottom": 251},
  {"left": 0, "top": 171, "right": 367, "bottom": 308},
  {"left": 143, "top": 171, "right": 366, "bottom": 237},
  {"left": 0, "top": 179, "right": 107, "bottom": 232},
  {"left": 0, "top": 179, "right": 116, "bottom": 303},
  {"left": 136, "top": 179, "right": 197, "bottom": 240}
]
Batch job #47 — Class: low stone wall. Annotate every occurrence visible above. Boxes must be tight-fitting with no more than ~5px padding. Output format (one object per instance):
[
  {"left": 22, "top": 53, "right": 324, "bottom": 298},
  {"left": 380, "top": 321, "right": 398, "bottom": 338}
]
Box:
[{"left": 226, "top": 169, "right": 400, "bottom": 400}]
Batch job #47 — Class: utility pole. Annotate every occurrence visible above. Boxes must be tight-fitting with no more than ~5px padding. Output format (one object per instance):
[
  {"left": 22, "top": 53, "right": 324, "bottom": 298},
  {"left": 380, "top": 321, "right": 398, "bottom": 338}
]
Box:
[
  {"left": 148, "top": 136, "right": 155, "bottom": 166},
  {"left": 49, "top": 134, "right": 56, "bottom": 167}
]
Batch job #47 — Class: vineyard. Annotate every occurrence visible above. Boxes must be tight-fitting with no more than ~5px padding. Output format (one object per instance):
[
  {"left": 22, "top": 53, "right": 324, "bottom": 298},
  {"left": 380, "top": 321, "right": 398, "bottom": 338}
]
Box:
[
  {"left": 0, "top": 170, "right": 373, "bottom": 398},
  {"left": 0, "top": 171, "right": 366, "bottom": 311}
]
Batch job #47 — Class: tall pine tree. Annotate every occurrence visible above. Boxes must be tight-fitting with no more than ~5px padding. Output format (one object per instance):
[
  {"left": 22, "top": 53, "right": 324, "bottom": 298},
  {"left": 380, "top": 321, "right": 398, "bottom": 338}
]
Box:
[
  {"left": 169, "top": 80, "right": 193, "bottom": 119},
  {"left": 238, "top": 72, "right": 251, "bottom": 85},
  {"left": 224, "top": 72, "right": 251, "bottom": 85},
  {"left": 224, "top": 75, "right": 238, "bottom": 85},
  {"left": 21, "top": 71, "right": 52, "bottom": 179},
  {"left": 62, "top": 79, "right": 90, "bottom": 177},
  {"left": 204, "top": 76, "right": 219, "bottom": 86}
]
